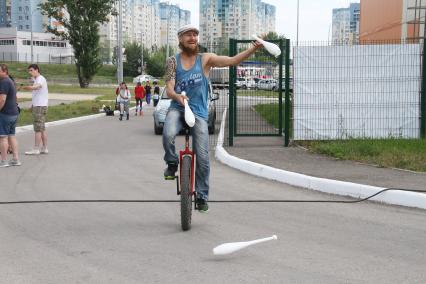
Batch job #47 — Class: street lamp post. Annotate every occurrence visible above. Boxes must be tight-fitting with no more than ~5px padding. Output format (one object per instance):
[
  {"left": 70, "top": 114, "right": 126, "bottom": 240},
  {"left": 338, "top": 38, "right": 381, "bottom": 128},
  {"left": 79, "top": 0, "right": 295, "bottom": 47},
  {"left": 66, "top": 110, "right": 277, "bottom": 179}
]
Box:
[
  {"left": 117, "top": 0, "right": 123, "bottom": 84},
  {"left": 296, "top": 0, "right": 299, "bottom": 46},
  {"left": 140, "top": 32, "right": 144, "bottom": 75},
  {"left": 24, "top": 6, "right": 35, "bottom": 62},
  {"left": 166, "top": 3, "right": 170, "bottom": 60}
]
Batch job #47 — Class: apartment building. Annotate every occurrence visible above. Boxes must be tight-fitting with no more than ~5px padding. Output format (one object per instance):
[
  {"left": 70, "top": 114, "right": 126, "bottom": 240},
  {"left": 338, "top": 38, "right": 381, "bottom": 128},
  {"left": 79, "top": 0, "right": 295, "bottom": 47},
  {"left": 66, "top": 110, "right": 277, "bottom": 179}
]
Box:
[
  {"left": 199, "top": 0, "right": 276, "bottom": 47},
  {"left": 99, "top": 0, "right": 189, "bottom": 63},
  {"left": 332, "top": 3, "right": 360, "bottom": 44}
]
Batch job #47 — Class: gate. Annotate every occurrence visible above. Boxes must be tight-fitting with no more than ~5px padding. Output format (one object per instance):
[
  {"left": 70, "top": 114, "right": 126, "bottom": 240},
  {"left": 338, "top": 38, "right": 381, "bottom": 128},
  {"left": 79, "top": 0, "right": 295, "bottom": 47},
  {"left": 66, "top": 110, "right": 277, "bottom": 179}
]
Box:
[{"left": 228, "top": 38, "right": 291, "bottom": 146}]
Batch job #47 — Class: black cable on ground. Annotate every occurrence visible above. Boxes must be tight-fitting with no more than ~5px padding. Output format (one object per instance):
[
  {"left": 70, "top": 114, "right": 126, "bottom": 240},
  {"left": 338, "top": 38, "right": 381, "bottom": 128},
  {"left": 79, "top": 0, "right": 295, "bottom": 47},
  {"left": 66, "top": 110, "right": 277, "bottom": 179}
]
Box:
[{"left": 0, "top": 188, "right": 424, "bottom": 205}]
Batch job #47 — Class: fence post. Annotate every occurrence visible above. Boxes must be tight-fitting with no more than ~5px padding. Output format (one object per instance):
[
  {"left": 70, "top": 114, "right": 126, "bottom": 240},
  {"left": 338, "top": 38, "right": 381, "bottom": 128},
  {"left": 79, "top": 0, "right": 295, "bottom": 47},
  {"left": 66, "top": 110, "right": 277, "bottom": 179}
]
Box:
[
  {"left": 228, "top": 38, "right": 236, "bottom": 146},
  {"left": 422, "top": 41, "right": 426, "bottom": 138},
  {"left": 278, "top": 39, "right": 283, "bottom": 138},
  {"left": 284, "top": 39, "right": 291, "bottom": 147}
]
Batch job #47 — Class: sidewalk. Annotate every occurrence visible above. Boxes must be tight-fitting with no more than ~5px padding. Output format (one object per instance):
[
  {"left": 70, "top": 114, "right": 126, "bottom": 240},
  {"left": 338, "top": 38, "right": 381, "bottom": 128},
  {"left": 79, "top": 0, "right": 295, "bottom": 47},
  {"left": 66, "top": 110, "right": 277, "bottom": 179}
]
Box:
[{"left": 225, "top": 136, "right": 426, "bottom": 192}]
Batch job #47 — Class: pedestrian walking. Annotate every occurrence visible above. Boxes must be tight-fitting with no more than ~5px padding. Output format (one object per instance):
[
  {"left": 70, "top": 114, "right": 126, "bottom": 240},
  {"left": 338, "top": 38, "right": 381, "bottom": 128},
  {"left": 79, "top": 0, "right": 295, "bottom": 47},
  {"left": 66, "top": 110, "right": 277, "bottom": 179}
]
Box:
[
  {"left": 117, "top": 82, "right": 131, "bottom": 120},
  {"left": 21, "top": 64, "right": 49, "bottom": 155},
  {"left": 0, "top": 63, "right": 21, "bottom": 167},
  {"left": 145, "top": 81, "right": 152, "bottom": 105},
  {"left": 134, "top": 82, "right": 146, "bottom": 116},
  {"left": 153, "top": 81, "right": 160, "bottom": 107}
]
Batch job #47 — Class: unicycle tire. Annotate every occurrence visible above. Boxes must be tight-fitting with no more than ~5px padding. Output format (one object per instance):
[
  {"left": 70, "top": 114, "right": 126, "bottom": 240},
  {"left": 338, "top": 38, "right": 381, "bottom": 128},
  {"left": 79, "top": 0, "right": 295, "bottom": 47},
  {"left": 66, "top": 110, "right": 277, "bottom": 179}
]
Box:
[{"left": 180, "top": 155, "right": 193, "bottom": 231}]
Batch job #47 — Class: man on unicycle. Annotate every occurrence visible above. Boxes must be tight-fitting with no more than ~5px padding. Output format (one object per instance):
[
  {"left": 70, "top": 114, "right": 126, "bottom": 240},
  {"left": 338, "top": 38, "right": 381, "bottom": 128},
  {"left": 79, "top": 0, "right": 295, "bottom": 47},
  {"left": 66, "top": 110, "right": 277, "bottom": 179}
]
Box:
[{"left": 163, "top": 24, "right": 262, "bottom": 212}]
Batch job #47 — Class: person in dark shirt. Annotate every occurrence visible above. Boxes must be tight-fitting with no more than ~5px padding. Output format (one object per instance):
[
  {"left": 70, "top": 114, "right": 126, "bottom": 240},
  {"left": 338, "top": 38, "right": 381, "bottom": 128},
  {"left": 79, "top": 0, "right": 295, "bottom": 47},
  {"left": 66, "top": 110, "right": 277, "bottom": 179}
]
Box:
[
  {"left": 145, "top": 81, "right": 152, "bottom": 105},
  {"left": 0, "top": 64, "right": 21, "bottom": 167},
  {"left": 153, "top": 81, "right": 160, "bottom": 107}
]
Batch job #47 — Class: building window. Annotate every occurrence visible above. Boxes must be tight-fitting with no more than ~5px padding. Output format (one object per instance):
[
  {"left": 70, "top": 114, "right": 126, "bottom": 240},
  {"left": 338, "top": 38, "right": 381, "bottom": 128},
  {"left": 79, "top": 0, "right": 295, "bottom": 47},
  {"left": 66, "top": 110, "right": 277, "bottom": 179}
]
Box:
[
  {"left": 0, "top": 40, "right": 15, "bottom": 45},
  {"left": 19, "top": 7, "right": 22, "bottom": 12}
]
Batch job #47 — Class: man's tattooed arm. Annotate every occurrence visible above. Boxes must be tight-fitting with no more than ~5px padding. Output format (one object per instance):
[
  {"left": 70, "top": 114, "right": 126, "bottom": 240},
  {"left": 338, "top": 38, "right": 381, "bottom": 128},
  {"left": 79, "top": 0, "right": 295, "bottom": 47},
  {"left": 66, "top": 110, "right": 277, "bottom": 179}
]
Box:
[{"left": 165, "top": 56, "right": 176, "bottom": 82}]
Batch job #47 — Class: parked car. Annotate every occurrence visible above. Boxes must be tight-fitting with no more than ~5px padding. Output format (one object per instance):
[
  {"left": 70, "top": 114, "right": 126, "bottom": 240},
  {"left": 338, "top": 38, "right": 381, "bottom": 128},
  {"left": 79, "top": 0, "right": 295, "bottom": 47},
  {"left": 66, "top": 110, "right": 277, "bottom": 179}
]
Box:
[
  {"left": 153, "top": 82, "right": 219, "bottom": 135},
  {"left": 256, "top": 79, "right": 278, "bottom": 91},
  {"left": 235, "top": 77, "right": 256, "bottom": 89},
  {"left": 133, "top": 74, "right": 157, "bottom": 84}
]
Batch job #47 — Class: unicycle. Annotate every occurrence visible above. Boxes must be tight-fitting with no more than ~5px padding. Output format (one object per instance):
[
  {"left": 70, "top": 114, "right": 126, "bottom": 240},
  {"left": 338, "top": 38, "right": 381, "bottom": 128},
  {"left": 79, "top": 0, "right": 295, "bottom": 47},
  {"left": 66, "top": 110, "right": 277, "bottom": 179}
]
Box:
[{"left": 177, "top": 122, "right": 196, "bottom": 231}]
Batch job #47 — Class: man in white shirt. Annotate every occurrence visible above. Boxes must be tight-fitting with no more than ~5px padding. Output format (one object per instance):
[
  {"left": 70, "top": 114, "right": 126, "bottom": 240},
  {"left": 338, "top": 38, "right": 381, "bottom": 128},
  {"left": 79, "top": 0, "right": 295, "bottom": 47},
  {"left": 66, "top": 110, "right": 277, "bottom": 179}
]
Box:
[{"left": 21, "top": 64, "right": 49, "bottom": 155}]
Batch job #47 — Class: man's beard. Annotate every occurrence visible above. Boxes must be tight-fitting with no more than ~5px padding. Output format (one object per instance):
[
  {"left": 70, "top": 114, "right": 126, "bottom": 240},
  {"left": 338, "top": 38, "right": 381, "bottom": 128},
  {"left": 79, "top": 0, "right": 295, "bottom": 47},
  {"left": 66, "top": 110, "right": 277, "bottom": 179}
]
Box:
[{"left": 180, "top": 43, "right": 199, "bottom": 56}]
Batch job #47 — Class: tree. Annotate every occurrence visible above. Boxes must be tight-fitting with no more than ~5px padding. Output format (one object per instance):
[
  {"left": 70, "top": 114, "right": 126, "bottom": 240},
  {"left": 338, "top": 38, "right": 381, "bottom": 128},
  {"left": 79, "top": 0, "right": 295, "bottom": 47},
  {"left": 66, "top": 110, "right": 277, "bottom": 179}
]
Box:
[
  {"left": 40, "top": 0, "right": 115, "bottom": 88},
  {"left": 123, "top": 42, "right": 141, "bottom": 78}
]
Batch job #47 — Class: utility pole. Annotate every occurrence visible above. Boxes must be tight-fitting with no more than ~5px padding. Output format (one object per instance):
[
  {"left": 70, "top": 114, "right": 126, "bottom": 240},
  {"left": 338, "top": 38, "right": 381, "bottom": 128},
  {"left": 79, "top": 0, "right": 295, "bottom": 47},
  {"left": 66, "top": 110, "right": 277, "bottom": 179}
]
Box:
[
  {"left": 140, "top": 32, "right": 144, "bottom": 75},
  {"left": 166, "top": 3, "right": 170, "bottom": 60},
  {"left": 296, "top": 0, "right": 299, "bottom": 46},
  {"left": 117, "top": 0, "right": 123, "bottom": 84},
  {"left": 24, "top": 5, "right": 34, "bottom": 62}
]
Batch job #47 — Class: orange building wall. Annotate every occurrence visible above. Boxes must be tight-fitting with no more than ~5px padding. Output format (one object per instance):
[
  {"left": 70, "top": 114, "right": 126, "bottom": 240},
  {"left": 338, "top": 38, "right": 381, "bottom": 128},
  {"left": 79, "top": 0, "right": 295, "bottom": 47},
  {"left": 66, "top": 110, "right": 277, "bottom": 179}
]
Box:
[{"left": 360, "top": 0, "right": 403, "bottom": 41}]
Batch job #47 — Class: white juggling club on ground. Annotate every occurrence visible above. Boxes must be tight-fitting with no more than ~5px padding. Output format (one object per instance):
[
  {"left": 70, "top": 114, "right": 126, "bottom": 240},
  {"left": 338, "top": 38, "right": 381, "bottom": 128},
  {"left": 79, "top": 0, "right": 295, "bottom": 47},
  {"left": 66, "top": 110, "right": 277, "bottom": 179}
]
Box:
[
  {"left": 213, "top": 235, "right": 278, "bottom": 255},
  {"left": 252, "top": 35, "right": 281, "bottom": 58},
  {"left": 181, "top": 91, "right": 195, "bottom": 127}
]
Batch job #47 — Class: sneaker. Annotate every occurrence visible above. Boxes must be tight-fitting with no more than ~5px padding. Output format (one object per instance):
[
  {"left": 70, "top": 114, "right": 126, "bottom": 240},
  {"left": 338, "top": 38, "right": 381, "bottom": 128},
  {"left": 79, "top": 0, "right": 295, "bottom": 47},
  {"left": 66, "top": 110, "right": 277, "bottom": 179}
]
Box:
[
  {"left": 0, "top": 160, "right": 10, "bottom": 168},
  {"left": 164, "top": 164, "right": 178, "bottom": 180},
  {"left": 8, "top": 159, "right": 21, "bottom": 166},
  {"left": 25, "top": 149, "right": 40, "bottom": 155},
  {"left": 196, "top": 199, "right": 209, "bottom": 213},
  {"left": 40, "top": 147, "right": 49, "bottom": 154}
]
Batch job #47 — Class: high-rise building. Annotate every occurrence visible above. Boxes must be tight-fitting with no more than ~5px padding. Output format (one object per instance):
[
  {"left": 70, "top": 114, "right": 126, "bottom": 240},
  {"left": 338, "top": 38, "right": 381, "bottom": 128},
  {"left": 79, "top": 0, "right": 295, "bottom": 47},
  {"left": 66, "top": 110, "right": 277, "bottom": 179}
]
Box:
[
  {"left": 359, "top": 0, "right": 425, "bottom": 42},
  {"left": 0, "top": 0, "right": 9, "bottom": 28},
  {"left": 10, "top": 0, "right": 48, "bottom": 33},
  {"left": 159, "top": 2, "right": 191, "bottom": 48},
  {"left": 99, "top": 0, "right": 189, "bottom": 63},
  {"left": 332, "top": 3, "right": 360, "bottom": 44},
  {"left": 199, "top": 0, "right": 276, "bottom": 47}
]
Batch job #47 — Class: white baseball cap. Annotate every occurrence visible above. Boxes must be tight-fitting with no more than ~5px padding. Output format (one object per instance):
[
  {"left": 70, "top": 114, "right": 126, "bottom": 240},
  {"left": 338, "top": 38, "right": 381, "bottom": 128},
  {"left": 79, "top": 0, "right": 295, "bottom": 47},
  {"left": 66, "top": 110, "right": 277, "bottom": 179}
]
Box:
[{"left": 177, "top": 24, "right": 199, "bottom": 36}]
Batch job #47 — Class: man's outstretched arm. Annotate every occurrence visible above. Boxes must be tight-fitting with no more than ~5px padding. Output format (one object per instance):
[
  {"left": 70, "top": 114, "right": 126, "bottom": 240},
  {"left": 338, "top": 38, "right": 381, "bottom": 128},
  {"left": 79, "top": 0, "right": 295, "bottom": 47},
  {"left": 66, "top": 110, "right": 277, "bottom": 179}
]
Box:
[{"left": 204, "top": 41, "right": 263, "bottom": 69}]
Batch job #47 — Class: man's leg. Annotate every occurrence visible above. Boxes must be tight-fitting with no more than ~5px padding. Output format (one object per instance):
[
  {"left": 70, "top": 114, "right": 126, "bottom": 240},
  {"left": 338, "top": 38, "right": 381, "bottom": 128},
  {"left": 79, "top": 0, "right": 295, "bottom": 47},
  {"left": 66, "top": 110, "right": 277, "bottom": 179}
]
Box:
[
  {"left": 0, "top": 136, "right": 8, "bottom": 162},
  {"left": 34, "top": 131, "right": 42, "bottom": 148},
  {"left": 40, "top": 131, "right": 48, "bottom": 152},
  {"left": 119, "top": 103, "right": 124, "bottom": 120},
  {"left": 125, "top": 102, "right": 129, "bottom": 120},
  {"left": 192, "top": 117, "right": 210, "bottom": 209},
  {"left": 9, "top": 136, "right": 19, "bottom": 160},
  {"left": 162, "top": 109, "right": 183, "bottom": 178}
]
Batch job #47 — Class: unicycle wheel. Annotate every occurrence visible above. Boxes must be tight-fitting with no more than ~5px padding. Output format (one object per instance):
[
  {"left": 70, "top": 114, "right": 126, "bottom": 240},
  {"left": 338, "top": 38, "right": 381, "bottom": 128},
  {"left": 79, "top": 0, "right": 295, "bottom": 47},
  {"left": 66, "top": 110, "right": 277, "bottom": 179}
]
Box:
[{"left": 180, "top": 155, "right": 193, "bottom": 231}]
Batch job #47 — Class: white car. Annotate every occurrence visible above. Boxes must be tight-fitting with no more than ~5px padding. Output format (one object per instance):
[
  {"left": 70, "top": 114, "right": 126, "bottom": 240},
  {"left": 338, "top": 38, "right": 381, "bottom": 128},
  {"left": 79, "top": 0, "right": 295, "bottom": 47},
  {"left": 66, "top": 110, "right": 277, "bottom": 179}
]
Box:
[
  {"left": 235, "top": 77, "right": 256, "bottom": 89},
  {"left": 133, "top": 74, "right": 157, "bottom": 84},
  {"left": 256, "top": 79, "right": 278, "bottom": 91}
]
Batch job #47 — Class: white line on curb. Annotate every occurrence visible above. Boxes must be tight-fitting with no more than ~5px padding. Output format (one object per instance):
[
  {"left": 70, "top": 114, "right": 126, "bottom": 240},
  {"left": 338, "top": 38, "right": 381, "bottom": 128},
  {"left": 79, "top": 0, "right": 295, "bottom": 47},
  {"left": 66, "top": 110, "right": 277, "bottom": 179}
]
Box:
[{"left": 215, "top": 108, "right": 426, "bottom": 210}]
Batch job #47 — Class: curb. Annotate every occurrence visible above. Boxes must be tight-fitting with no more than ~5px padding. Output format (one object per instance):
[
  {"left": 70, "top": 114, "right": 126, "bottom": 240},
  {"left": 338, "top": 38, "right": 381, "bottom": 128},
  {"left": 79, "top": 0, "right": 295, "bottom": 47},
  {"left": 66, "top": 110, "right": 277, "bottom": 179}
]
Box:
[{"left": 215, "top": 108, "right": 426, "bottom": 210}]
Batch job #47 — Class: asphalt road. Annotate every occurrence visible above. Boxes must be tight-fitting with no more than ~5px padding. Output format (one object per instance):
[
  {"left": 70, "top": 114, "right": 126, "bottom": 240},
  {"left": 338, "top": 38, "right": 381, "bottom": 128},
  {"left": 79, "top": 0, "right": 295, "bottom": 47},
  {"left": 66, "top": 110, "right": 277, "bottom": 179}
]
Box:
[{"left": 0, "top": 107, "right": 425, "bottom": 283}]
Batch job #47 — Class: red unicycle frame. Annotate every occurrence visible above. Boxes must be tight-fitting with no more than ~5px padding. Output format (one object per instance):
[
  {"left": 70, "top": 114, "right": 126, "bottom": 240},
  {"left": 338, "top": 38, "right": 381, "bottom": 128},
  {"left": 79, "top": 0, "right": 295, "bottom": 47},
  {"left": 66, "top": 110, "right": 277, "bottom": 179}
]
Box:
[{"left": 176, "top": 126, "right": 196, "bottom": 231}]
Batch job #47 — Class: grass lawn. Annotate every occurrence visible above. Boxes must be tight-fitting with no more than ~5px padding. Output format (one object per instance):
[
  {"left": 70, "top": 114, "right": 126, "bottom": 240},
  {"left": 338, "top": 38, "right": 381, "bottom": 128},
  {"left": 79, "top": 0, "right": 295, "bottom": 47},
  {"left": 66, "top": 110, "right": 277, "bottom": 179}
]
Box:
[
  {"left": 299, "top": 139, "right": 426, "bottom": 172},
  {"left": 17, "top": 100, "right": 136, "bottom": 127},
  {"left": 17, "top": 101, "right": 104, "bottom": 126},
  {"left": 7, "top": 62, "right": 134, "bottom": 85},
  {"left": 237, "top": 89, "right": 289, "bottom": 98},
  {"left": 254, "top": 102, "right": 426, "bottom": 172},
  {"left": 254, "top": 103, "right": 285, "bottom": 129}
]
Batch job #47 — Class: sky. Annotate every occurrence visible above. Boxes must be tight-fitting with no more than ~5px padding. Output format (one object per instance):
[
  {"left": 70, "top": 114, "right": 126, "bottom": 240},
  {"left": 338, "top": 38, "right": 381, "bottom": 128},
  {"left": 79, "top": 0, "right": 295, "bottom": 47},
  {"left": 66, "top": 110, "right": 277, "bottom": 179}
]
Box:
[{"left": 169, "top": 0, "right": 360, "bottom": 42}]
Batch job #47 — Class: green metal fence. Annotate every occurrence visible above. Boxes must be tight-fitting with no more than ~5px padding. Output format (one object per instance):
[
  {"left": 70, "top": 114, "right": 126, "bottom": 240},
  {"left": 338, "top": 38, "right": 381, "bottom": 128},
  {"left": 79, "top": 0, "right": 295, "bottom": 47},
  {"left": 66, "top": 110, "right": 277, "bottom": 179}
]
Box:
[{"left": 227, "top": 38, "right": 290, "bottom": 146}]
